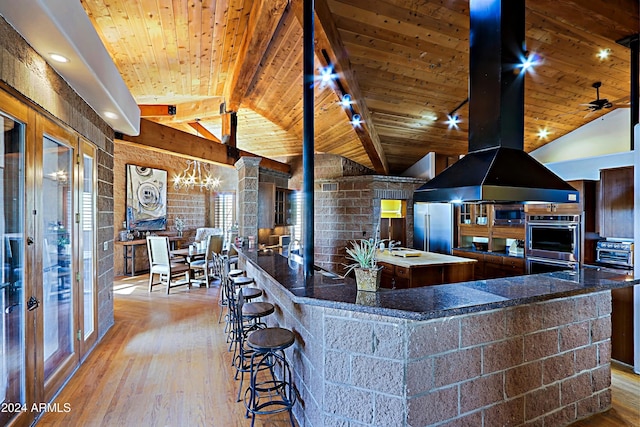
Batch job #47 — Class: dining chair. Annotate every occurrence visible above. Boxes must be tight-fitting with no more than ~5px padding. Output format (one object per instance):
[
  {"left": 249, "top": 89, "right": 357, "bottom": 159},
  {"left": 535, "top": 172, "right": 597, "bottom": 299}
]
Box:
[
  {"left": 189, "top": 234, "right": 223, "bottom": 287},
  {"left": 146, "top": 235, "right": 191, "bottom": 294}
]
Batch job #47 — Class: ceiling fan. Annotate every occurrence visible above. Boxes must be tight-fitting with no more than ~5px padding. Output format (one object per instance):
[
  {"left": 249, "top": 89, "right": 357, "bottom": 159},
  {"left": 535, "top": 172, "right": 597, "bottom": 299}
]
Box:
[{"left": 578, "top": 82, "right": 630, "bottom": 118}]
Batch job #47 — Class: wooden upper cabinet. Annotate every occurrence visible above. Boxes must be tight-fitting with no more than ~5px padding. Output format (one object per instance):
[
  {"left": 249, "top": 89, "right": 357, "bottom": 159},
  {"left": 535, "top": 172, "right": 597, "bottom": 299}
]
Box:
[
  {"left": 274, "top": 188, "right": 294, "bottom": 226},
  {"left": 599, "top": 166, "right": 634, "bottom": 239},
  {"left": 258, "top": 182, "right": 276, "bottom": 229}
]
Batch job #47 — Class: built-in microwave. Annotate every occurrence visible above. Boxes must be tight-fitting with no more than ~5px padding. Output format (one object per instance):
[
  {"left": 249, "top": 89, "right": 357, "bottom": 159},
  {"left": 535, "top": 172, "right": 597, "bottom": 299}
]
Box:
[{"left": 493, "top": 204, "right": 525, "bottom": 225}]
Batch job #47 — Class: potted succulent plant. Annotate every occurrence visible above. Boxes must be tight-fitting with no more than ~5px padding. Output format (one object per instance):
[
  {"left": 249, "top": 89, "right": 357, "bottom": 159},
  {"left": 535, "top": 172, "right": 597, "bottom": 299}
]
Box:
[{"left": 344, "top": 237, "right": 383, "bottom": 292}]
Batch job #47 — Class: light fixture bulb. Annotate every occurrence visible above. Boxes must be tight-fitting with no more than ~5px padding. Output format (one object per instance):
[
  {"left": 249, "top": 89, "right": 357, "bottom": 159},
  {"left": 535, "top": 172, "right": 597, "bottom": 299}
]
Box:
[
  {"left": 597, "top": 48, "right": 611, "bottom": 60},
  {"left": 340, "top": 94, "right": 352, "bottom": 107},
  {"left": 519, "top": 52, "right": 539, "bottom": 73},
  {"left": 351, "top": 114, "right": 362, "bottom": 127},
  {"left": 446, "top": 114, "right": 460, "bottom": 129},
  {"left": 320, "top": 66, "right": 334, "bottom": 83},
  {"left": 537, "top": 128, "right": 550, "bottom": 139}
]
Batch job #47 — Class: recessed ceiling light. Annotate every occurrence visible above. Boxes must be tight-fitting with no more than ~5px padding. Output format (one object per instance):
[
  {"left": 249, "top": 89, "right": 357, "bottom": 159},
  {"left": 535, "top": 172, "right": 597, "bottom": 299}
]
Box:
[
  {"left": 597, "top": 48, "right": 611, "bottom": 60},
  {"left": 104, "top": 111, "right": 119, "bottom": 120},
  {"left": 50, "top": 53, "right": 69, "bottom": 63}
]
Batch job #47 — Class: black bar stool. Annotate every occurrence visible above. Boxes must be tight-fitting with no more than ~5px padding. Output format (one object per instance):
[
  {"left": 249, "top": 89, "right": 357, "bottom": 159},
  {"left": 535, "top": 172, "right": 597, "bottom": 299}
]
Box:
[
  {"left": 217, "top": 256, "right": 261, "bottom": 327},
  {"left": 231, "top": 291, "right": 277, "bottom": 401},
  {"left": 244, "top": 324, "right": 296, "bottom": 427}
]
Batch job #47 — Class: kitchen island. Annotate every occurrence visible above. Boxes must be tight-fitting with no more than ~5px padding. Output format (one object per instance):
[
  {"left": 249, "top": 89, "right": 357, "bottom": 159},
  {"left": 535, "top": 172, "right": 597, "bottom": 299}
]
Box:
[
  {"left": 376, "top": 248, "right": 476, "bottom": 288},
  {"left": 236, "top": 247, "right": 637, "bottom": 427}
]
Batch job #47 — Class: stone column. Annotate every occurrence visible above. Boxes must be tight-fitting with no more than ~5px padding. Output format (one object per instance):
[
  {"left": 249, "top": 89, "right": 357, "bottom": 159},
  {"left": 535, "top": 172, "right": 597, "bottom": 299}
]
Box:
[{"left": 235, "top": 157, "right": 261, "bottom": 243}]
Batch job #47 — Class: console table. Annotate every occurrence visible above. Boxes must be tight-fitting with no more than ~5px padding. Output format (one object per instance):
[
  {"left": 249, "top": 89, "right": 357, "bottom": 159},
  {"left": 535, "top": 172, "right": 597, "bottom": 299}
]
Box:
[{"left": 117, "top": 236, "right": 182, "bottom": 276}]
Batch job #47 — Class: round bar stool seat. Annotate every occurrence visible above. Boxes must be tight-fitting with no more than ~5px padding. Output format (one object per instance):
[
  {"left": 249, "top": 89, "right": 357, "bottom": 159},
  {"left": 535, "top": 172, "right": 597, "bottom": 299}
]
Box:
[
  {"left": 247, "top": 327, "right": 294, "bottom": 351},
  {"left": 239, "top": 286, "right": 263, "bottom": 301},
  {"left": 229, "top": 269, "right": 244, "bottom": 277},
  {"left": 244, "top": 327, "right": 297, "bottom": 426},
  {"left": 233, "top": 276, "right": 255, "bottom": 287},
  {"left": 242, "top": 301, "right": 274, "bottom": 319}
]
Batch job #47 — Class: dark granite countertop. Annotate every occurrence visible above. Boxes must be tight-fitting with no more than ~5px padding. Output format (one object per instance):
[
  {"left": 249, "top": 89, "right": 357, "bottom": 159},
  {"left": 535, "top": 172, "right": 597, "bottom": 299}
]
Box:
[{"left": 238, "top": 247, "right": 637, "bottom": 321}]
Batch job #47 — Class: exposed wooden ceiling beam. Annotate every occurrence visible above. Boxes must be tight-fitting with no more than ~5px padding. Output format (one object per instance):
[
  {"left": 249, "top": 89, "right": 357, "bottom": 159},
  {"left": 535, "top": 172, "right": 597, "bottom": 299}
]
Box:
[
  {"left": 223, "top": 0, "right": 288, "bottom": 112},
  {"left": 151, "top": 97, "right": 225, "bottom": 124},
  {"left": 188, "top": 121, "right": 221, "bottom": 143},
  {"left": 139, "top": 104, "right": 176, "bottom": 117},
  {"left": 291, "top": 0, "right": 389, "bottom": 175},
  {"left": 120, "top": 119, "right": 290, "bottom": 175}
]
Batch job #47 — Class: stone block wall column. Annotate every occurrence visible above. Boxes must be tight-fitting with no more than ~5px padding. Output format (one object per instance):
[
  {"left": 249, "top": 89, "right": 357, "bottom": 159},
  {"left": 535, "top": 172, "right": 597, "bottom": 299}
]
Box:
[{"left": 235, "top": 157, "right": 261, "bottom": 242}]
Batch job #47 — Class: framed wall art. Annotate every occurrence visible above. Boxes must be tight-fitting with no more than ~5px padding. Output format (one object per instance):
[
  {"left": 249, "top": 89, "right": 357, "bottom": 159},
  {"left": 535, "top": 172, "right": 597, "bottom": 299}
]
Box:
[{"left": 126, "top": 164, "right": 167, "bottom": 231}]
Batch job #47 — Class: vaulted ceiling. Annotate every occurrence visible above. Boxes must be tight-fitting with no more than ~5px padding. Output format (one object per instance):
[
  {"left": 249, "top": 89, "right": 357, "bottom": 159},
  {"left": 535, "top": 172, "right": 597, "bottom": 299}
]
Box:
[{"left": 80, "top": 0, "right": 638, "bottom": 175}]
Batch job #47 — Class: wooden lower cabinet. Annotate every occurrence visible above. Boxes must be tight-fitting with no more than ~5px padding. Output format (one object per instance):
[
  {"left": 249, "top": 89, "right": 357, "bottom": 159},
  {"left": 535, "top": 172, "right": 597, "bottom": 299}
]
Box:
[
  {"left": 452, "top": 249, "right": 525, "bottom": 280},
  {"left": 379, "top": 261, "right": 474, "bottom": 289},
  {"left": 612, "top": 287, "right": 634, "bottom": 365}
]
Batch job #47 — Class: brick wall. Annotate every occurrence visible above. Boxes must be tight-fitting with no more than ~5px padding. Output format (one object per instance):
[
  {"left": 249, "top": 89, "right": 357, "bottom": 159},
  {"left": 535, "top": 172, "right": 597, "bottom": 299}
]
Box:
[
  {"left": 405, "top": 293, "right": 612, "bottom": 426},
  {"left": 315, "top": 175, "right": 423, "bottom": 273},
  {"left": 236, "top": 157, "right": 261, "bottom": 243},
  {"left": 240, "top": 257, "right": 613, "bottom": 427},
  {"left": 113, "top": 141, "right": 237, "bottom": 275}
]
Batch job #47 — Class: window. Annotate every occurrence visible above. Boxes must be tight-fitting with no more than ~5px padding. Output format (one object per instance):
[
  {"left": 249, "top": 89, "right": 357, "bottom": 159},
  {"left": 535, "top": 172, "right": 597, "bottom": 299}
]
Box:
[
  {"left": 291, "top": 191, "right": 302, "bottom": 241},
  {"left": 214, "top": 192, "right": 235, "bottom": 243}
]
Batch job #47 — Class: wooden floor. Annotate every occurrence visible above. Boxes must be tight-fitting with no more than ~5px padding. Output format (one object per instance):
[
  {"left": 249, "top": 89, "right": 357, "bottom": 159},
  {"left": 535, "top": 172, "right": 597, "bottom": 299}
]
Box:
[
  {"left": 36, "top": 275, "right": 296, "bottom": 427},
  {"left": 36, "top": 275, "right": 639, "bottom": 426}
]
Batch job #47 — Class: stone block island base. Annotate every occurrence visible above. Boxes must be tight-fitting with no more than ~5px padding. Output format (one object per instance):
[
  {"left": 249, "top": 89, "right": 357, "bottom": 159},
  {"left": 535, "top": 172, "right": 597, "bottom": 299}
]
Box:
[{"left": 237, "top": 247, "right": 633, "bottom": 427}]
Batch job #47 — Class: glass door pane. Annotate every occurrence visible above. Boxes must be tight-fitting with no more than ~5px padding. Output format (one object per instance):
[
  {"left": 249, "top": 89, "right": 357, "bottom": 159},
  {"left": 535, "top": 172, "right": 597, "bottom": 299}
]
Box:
[
  {"left": 81, "top": 150, "right": 95, "bottom": 340},
  {"left": 41, "top": 136, "right": 74, "bottom": 379},
  {"left": 0, "top": 113, "right": 26, "bottom": 425}
]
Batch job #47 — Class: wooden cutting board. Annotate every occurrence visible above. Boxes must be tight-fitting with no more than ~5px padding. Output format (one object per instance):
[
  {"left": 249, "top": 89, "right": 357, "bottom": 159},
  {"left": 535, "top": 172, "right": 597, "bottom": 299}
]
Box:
[{"left": 391, "top": 250, "right": 422, "bottom": 257}]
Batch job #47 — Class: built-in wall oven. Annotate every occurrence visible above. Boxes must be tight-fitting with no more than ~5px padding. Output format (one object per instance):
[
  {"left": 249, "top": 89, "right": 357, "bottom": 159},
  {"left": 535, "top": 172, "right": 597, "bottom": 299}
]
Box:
[{"left": 526, "top": 214, "right": 580, "bottom": 274}]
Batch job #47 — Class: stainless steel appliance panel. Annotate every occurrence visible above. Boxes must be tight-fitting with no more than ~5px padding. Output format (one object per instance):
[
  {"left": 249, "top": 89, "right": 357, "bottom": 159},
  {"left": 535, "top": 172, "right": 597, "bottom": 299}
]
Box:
[
  {"left": 526, "top": 256, "right": 579, "bottom": 274},
  {"left": 526, "top": 215, "right": 580, "bottom": 262},
  {"left": 596, "top": 240, "right": 633, "bottom": 268},
  {"left": 413, "top": 203, "right": 454, "bottom": 254}
]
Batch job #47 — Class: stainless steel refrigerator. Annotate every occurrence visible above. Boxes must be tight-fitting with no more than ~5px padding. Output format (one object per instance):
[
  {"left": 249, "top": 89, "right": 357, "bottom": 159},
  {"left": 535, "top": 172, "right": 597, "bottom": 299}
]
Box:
[{"left": 413, "top": 202, "right": 454, "bottom": 254}]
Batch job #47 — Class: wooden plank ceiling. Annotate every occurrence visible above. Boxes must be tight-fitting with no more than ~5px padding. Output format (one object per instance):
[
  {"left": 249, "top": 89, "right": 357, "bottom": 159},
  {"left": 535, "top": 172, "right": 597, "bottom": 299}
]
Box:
[{"left": 81, "top": 0, "right": 638, "bottom": 175}]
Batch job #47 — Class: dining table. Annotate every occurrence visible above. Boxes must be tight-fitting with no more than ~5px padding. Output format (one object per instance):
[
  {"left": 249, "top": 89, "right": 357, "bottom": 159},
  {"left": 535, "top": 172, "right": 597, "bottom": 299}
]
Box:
[{"left": 170, "top": 247, "right": 206, "bottom": 263}]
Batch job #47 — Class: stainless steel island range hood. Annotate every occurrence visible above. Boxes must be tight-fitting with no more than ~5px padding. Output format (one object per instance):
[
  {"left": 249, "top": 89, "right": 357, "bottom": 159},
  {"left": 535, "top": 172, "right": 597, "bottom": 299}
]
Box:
[{"left": 414, "top": 0, "right": 579, "bottom": 204}]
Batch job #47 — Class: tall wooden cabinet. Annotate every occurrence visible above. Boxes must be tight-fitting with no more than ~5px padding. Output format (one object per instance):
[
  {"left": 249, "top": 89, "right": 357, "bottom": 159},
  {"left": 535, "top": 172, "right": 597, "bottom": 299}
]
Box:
[
  {"left": 599, "top": 166, "right": 634, "bottom": 238},
  {"left": 598, "top": 166, "right": 635, "bottom": 365},
  {"left": 258, "top": 182, "right": 275, "bottom": 229}
]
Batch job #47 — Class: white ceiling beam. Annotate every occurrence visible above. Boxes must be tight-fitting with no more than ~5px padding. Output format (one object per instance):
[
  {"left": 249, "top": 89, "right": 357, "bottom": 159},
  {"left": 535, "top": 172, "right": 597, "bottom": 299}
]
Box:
[{"left": 0, "top": 0, "right": 140, "bottom": 135}]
